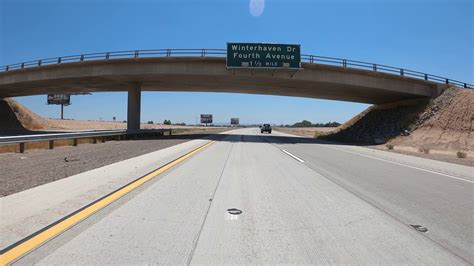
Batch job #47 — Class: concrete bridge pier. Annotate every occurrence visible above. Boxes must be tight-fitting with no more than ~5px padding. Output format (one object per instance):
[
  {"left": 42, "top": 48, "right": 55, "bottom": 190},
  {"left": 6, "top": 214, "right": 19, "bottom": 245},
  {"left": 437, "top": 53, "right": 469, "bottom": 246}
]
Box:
[{"left": 127, "top": 86, "right": 141, "bottom": 131}]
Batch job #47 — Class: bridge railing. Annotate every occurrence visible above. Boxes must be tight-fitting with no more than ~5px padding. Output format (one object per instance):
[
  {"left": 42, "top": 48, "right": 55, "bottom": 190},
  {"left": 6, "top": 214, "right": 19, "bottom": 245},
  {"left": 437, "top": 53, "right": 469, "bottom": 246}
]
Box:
[
  {"left": 300, "top": 55, "right": 471, "bottom": 88},
  {"left": 0, "top": 48, "right": 471, "bottom": 89}
]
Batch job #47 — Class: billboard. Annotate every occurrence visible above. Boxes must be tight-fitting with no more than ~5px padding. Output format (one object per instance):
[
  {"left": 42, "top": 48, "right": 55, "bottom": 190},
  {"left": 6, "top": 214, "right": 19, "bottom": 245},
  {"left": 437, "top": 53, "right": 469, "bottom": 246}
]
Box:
[
  {"left": 227, "top": 43, "right": 301, "bottom": 69},
  {"left": 200, "top": 114, "right": 213, "bottom": 124},
  {"left": 47, "top": 94, "right": 71, "bottom": 105},
  {"left": 230, "top": 118, "right": 239, "bottom": 125}
]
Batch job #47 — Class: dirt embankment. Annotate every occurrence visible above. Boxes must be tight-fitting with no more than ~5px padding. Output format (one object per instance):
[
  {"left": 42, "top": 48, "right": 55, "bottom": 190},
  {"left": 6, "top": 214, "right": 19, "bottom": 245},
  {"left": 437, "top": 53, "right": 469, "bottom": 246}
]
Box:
[
  {"left": 389, "top": 88, "right": 473, "bottom": 154},
  {"left": 321, "top": 100, "right": 429, "bottom": 144},
  {"left": 321, "top": 87, "right": 473, "bottom": 161},
  {"left": 0, "top": 98, "right": 219, "bottom": 133},
  {"left": 39, "top": 119, "right": 209, "bottom": 131},
  {"left": 0, "top": 98, "right": 46, "bottom": 134}
]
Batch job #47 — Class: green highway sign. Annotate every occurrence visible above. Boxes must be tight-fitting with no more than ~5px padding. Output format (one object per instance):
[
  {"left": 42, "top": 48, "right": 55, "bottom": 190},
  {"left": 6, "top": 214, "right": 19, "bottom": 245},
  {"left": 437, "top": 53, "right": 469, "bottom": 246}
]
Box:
[{"left": 226, "top": 43, "right": 301, "bottom": 69}]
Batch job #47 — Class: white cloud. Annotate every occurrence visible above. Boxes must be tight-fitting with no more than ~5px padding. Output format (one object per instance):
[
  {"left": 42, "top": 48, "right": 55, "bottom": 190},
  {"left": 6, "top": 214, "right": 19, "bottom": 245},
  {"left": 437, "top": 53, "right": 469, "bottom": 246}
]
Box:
[{"left": 249, "top": 0, "right": 265, "bottom": 17}]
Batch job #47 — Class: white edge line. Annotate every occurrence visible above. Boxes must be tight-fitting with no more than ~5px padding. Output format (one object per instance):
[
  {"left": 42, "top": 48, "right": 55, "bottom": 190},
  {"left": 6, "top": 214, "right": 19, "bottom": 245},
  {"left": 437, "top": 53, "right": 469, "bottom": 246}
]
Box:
[
  {"left": 324, "top": 145, "right": 473, "bottom": 183},
  {"left": 281, "top": 149, "right": 305, "bottom": 163}
]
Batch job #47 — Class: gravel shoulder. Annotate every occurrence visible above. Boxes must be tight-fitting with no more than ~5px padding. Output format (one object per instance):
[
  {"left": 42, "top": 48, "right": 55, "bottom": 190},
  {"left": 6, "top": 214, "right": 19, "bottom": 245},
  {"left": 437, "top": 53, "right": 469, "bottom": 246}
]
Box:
[
  {"left": 0, "top": 129, "right": 229, "bottom": 197},
  {"left": 370, "top": 145, "right": 474, "bottom": 167},
  {"left": 275, "top": 128, "right": 473, "bottom": 166}
]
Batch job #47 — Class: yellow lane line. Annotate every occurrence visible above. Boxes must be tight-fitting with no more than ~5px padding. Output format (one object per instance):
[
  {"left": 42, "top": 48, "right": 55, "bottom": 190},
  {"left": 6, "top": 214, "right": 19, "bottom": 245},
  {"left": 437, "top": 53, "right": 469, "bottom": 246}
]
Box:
[{"left": 0, "top": 140, "right": 215, "bottom": 265}]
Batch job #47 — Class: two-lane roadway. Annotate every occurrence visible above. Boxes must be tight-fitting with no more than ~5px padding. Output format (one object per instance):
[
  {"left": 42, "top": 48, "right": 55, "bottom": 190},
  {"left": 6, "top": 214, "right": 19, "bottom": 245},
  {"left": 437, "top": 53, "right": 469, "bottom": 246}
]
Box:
[{"left": 10, "top": 128, "right": 473, "bottom": 264}]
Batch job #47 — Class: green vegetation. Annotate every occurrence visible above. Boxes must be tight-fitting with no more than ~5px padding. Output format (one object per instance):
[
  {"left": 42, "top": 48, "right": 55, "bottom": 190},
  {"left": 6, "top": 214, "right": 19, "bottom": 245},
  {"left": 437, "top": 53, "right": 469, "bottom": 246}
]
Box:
[
  {"left": 290, "top": 120, "right": 341, "bottom": 128},
  {"left": 163, "top": 119, "right": 171, "bottom": 125}
]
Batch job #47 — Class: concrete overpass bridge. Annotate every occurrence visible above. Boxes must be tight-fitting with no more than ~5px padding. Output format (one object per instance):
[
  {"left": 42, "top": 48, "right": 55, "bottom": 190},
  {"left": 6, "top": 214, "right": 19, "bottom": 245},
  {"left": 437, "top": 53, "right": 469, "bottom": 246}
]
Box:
[{"left": 0, "top": 49, "right": 472, "bottom": 130}]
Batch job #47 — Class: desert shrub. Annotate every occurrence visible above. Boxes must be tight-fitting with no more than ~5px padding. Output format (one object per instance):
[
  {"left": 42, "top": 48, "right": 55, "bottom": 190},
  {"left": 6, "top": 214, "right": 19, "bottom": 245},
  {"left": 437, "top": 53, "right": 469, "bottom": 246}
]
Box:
[
  {"left": 456, "top": 151, "right": 467, "bottom": 158},
  {"left": 386, "top": 143, "right": 394, "bottom": 150},
  {"left": 419, "top": 146, "right": 430, "bottom": 154}
]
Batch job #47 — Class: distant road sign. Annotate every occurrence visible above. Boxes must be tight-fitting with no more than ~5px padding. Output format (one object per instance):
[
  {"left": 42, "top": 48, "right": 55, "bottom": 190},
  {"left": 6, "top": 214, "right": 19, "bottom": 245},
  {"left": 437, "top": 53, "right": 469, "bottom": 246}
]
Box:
[
  {"left": 47, "top": 94, "right": 70, "bottom": 105},
  {"left": 231, "top": 118, "right": 239, "bottom": 125},
  {"left": 200, "top": 114, "right": 213, "bottom": 124},
  {"left": 227, "top": 43, "right": 301, "bottom": 69}
]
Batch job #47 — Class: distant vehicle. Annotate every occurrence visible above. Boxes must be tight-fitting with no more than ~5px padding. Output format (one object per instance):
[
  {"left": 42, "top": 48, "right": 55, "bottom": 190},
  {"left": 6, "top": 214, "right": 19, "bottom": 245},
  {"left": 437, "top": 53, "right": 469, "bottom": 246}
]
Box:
[{"left": 261, "top": 124, "right": 272, "bottom": 134}]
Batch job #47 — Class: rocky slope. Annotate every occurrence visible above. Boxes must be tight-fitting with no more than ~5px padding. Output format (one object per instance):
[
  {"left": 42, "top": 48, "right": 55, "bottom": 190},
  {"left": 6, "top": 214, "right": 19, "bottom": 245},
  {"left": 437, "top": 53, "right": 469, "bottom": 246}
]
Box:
[
  {"left": 322, "top": 100, "right": 428, "bottom": 144},
  {"left": 390, "top": 88, "right": 473, "bottom": 152},
  {"left": 322, "top": 87, "right": 473, "bottom": 154}
]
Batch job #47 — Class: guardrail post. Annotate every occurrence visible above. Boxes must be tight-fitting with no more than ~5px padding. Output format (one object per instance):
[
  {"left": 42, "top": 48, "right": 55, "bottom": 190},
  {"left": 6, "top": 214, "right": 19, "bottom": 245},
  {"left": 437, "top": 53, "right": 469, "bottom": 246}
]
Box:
[
  {"left": 73, "top": 138, "right": 78, "bottom": 146},
  {"left": 202, "top": 49, "right": 206, "bottom": 57},
  {"left": 134, "top": 50, "right": 139, "bottom": 58},
  {"left": 80, "top": 55, "right": 84, "bottom": 61},
  {"left": 93, "top": 138, "right": 97, "bottom": 144},
  {"left": 106, "top": 53, "right": 110, "bottom": 59},
  {"left": 464, "top": 83, "right": 468, "bottom": 88},
  {"left": 49, "top": 140, "right": 55, "bottom": 149},
  {"left": 343, "top": 59, "right": 347, "bottom": 67},
  {"left": 424, "top": 74, "right": 428, "bottom": 80},
  {"left": 5, "top": 66, "right": 8, "bottom": 71},
  {"left": 19, "top": 143, "right": 25, "bottom": 153},
  {"left": 167, "top": 49, "right": 171, "bottom": 56},
  {"left": 373, "top": 64, "right": 377, "bottom": 72},
  {"left": 445, "top": 79, "right": 449, "bottom": 85},
  {"left": 169, "top": 129, "right": 172, "bottom": 135},
  {"left": 38, "top": 60, "right": 42, "bottom": 66},
  {"left": 58, "top": 57, "right": 62, "bottom": 64},
  {"left": 21, "top": 63, "right": 24, "bottom": 69},
  {"left": 400, "top": 69, "right": 404, "bottom": 76}
]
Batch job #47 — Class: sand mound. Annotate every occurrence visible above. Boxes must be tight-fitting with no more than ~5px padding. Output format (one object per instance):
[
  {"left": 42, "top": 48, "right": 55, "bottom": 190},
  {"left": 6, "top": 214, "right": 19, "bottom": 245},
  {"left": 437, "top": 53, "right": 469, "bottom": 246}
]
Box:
[
  {"left": 0, "top": 98, "right": 215, "bottom": 132},
  {"left": 390, "top": 88, "right": 473, "bottom": 152},
  {"left": 322, "top": 100, "right": 428, "bottom": 144},
  {"left": 0, "top": 98, "right": 48, "bottom": 133},
  {"left": 322, "top": 87, "right": 473, "bottom": 153}
]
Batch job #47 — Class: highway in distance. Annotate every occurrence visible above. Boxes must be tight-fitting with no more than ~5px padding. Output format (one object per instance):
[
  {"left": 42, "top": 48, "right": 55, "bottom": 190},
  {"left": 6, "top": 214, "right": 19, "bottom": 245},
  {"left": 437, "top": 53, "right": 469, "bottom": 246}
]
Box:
[{"left": 7, "top": 128, "right": 473, "bottom": 264}]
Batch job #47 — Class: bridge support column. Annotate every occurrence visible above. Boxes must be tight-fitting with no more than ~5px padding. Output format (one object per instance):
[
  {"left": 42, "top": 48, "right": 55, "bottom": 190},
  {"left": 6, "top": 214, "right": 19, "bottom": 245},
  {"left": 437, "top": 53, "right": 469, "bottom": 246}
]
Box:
[{"left": 127, "top": 86, "right": 141, "bottom": 131}]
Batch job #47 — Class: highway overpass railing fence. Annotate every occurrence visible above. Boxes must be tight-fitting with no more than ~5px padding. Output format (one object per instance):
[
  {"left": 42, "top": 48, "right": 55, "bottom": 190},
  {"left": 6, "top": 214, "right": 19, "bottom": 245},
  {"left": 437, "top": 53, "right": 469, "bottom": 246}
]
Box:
[{"left": 0, "top": 48, "right": 472, "bottom": 89}]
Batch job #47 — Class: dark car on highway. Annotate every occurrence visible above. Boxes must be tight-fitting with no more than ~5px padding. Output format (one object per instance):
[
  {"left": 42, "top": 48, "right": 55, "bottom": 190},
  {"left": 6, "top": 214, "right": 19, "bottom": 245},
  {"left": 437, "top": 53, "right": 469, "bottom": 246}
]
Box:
[{"left": 261, "top": 124, "right": 272, "bottom": 134}]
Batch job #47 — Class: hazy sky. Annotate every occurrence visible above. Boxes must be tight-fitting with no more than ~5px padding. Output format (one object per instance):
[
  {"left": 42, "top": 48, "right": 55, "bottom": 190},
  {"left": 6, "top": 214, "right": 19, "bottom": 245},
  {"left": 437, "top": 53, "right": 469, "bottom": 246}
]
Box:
[{"left": 1, "top": 0, "right": 472, "bottom": 125}]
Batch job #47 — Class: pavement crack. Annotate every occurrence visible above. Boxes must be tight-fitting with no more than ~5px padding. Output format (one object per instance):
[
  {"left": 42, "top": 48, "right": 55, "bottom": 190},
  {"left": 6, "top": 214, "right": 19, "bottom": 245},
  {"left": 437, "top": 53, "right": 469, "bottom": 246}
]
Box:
[{"left": 186, "top": 142, "right": 235, "bottom": 265}]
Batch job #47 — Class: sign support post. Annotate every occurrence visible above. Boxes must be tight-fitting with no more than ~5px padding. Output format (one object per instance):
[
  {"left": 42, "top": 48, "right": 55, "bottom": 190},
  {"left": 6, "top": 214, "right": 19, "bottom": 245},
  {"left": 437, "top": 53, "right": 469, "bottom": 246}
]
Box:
[
  {"left": 200, "top": 114, "right": 213, "bottom": 126},
  {"left": 47, "top": 94, "right": 71, "bottom": 120}
]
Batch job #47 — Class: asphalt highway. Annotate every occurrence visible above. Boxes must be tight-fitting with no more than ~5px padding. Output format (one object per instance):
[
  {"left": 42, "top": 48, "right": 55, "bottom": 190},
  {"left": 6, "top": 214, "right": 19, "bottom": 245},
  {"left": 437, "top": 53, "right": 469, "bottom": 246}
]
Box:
[{"left": 11, "top": 128, "right": 473, "bottom": 264}]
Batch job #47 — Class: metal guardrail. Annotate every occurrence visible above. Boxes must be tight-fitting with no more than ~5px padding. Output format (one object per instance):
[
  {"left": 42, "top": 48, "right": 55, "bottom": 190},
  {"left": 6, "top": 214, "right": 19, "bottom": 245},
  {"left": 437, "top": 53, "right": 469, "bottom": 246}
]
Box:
[
  {"left": 0, "top": 48, "right": 472, "bottom": 89},
  {"left": 0, "top": 129, "right": 172, "bottom": 153}
]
